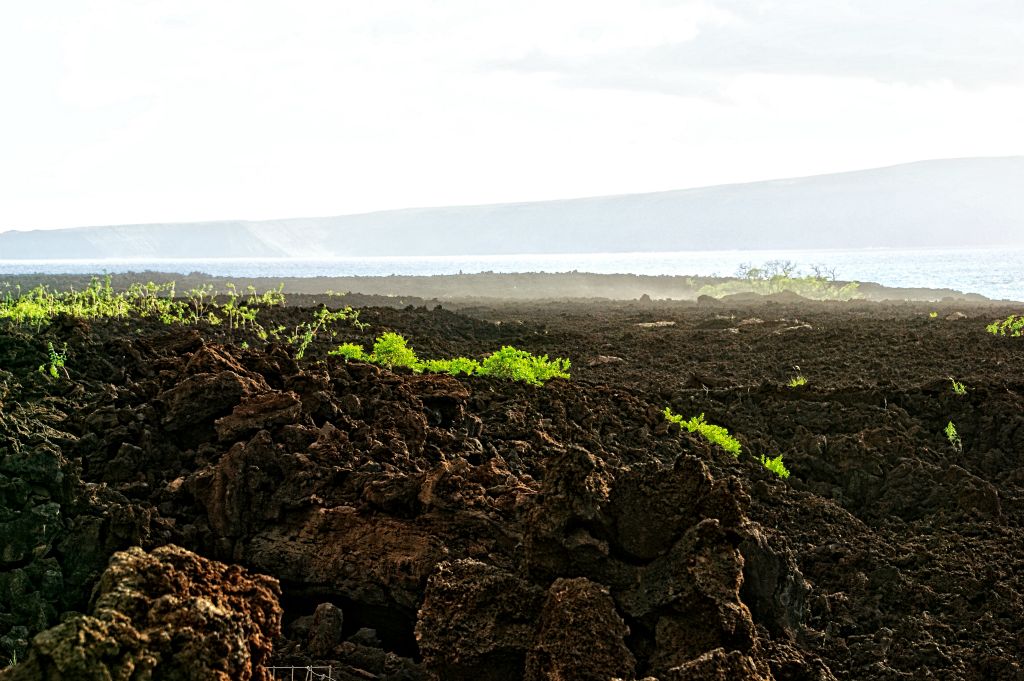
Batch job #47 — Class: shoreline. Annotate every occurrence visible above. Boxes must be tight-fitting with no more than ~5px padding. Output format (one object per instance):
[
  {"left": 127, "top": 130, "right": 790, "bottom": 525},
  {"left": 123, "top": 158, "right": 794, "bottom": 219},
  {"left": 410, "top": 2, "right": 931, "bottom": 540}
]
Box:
[{"left": 0, "top": 270, "right": 1011, "bottom": 305}]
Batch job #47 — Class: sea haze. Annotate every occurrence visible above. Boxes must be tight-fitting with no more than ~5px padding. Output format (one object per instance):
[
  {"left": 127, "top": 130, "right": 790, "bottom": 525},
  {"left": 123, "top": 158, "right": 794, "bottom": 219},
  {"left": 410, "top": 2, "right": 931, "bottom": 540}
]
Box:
[
  {"left": 1, "top": 247, "right": 1021, "bottom": 302},
  {"left": 1, "top": 158, "right": 1021, "bottom": 259}
]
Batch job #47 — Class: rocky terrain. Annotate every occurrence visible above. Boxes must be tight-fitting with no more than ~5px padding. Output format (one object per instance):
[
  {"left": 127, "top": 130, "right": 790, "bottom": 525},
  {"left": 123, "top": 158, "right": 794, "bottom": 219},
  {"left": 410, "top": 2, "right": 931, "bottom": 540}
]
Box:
[{"left": 2, "top": 296, "right": 1023, "bottom": 679}]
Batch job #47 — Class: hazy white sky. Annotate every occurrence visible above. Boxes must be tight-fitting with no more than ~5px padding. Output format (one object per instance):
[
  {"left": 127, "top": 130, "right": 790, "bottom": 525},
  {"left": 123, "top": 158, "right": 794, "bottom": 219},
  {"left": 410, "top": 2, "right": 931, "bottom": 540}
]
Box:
[{"left": 1, "top": 0, "right": 1022, "bottom": 231}]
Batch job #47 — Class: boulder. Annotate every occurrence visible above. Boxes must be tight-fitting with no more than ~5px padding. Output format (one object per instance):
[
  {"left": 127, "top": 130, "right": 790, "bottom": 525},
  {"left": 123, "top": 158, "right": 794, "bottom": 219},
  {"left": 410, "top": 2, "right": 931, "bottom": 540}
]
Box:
[{"left": 1, "top": 545, "right": 282, "bottom": 681}]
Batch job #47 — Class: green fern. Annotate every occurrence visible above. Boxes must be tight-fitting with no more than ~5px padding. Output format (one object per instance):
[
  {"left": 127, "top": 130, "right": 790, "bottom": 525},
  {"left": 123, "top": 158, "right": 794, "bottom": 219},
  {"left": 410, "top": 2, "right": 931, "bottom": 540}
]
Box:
[
  {"left": 760, "top": 454, "right": 791, "bottom": 479},
  {"left": 663, "top": 408, "right": 742, "bottom": 457}
]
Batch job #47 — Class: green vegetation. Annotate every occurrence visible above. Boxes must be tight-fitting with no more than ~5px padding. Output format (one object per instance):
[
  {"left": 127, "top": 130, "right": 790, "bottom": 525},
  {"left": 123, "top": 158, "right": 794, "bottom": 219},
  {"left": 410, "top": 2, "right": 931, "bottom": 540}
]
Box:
[
  {"left": 369, "top": 332, "right": 419, "bottom": 369},
  {"left": 760, "top": 454, "right": 790, "bottom": 479},
  {"left": 945, "top": 420, "right": 962, "bottom": 452},
  {"left": 329, "top": 333, "right": 570, "bottom": 385},
  {"left": 220, "top": 283, "right": 286, "bottom": 334},
  {"left": 417, "top": 357, "right": 481, "bottom": 376},
  {"left": 0, "top": 277, "right": 288, "bottom": 334},
  {"left": 38, "top": 342, "right": 68, "bottom": 379},
  {"left": 986, "top": 314, "right": 1024, "bottom": 337},
  {"left": 0, "top": 278, "right": 375, "bottom": 361},
  {"left": 929, "top": 311, "right": 938, "bottom": 318},
  {"left": 286, "top": 305, "right": 366, "bottom": 359},
  {"left": 949, "top": 377, "right": 967, "bottom": 396},
  {"left": 663, "top": 408, "right": 742, "bottom": 457},
  {"left": 663, "top": 407, "right": 794, "bottom": 479},
  {"left": 697, "top": 261, "right": 861, "bottom": 301},
  {"left": 2, "top": 278, "right": 169, "bottom": 329},
  {"left": 788, "top": 374, "right": 807, "bottom": 388},
  {"left": 331, "top": 343, "right": 368, "bottom": 362},
  {"left": 478, "top": 346, "right": 571, "bottom": 385}
]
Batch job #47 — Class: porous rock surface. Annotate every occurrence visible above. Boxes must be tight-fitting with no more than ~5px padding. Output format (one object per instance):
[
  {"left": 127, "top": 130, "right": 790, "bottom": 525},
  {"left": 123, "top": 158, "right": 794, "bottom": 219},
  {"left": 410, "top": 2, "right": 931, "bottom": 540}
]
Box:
[
  {"left": 3, "top": 299, "right": 1024, "bottom": 679},
  {"left": 1, "top": 544, "right": 281, "bottom": 681}
]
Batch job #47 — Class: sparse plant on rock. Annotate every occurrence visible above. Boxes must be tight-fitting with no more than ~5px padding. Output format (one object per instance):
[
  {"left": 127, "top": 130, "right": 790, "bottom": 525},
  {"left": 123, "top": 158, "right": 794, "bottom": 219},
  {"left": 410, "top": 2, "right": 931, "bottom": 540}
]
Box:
[
  {"left": 288, "top": 305, "right": 366, "bottom": 359},
  {"left": 945, "top": 420, "right": 962, "bottom": 453},
  {"left": 986, "top": 314, "right": 1024, "bottom": 337},
  {"left": 760, "top": 454, "right": 791, "bottom": 479},
  {"left": 38, "top": 342, "right": 68, "bottom": 379},
  {"left": 663, "top": 408, "right": 742, "bottom": 457}
]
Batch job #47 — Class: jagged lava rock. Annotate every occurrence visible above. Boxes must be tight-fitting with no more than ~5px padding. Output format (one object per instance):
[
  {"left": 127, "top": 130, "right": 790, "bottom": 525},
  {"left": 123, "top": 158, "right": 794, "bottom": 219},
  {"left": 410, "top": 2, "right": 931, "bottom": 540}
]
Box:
[{"left": 1, "top": 544, "right": 282, "bottom": 681}]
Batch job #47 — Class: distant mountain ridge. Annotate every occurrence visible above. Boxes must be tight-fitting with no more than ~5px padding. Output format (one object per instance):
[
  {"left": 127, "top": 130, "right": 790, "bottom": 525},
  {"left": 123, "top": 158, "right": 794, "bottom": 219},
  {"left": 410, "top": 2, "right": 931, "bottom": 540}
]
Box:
[{"left": 1, "top": 157, "right": 1021, "bottom": 259}]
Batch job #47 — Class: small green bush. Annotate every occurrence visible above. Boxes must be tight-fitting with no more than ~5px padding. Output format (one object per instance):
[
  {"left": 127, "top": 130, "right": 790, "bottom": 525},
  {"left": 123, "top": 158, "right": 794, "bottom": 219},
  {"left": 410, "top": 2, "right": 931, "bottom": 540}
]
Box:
[
  {"left": 477, "top": 346, "right": 570, "bottom": 386},
  {"left": 945, "top": 420, "right": 962, "bottom": 452},
  {"left": 329, "top": 343, "right": 368, "bottom": 361},
  {"left": 288, "top": 305, "right": 365, "bottom": 359},
  {"left": 760, "top": 454, "right": 790, "bottom": 479},
  {"left": 663, "top": 408, "right": 742, "bottom": 457},
  {"left": 417, "top": 357, "right": 481, "bottom": 376},
  {"left": 986, "top": 314, "right": 1024, "bottom": 337},
  {"left": 949, "top": 377, "right": 967, "bottom": 396},
  {"left": 788, "top": 375, "right": 807, "bottom": 388},
  {"left": 697, "top": 261, "right": 861, "bottom": 301},
  {"left": 369, "top": 332, "right": 419, "bottom": 369},
  {"left": 38, "top": 342, "right": 68, "bottom": 379},
  {"left": 329, "top": 334, "right": 569, "bottom": 385}
]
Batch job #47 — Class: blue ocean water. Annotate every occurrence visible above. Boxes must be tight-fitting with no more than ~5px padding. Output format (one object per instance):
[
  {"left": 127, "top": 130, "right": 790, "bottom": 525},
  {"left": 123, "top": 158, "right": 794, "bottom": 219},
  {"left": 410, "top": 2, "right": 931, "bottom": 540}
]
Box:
[{"left": 1, "top": 247, "right": 1021, "bottom": 301}]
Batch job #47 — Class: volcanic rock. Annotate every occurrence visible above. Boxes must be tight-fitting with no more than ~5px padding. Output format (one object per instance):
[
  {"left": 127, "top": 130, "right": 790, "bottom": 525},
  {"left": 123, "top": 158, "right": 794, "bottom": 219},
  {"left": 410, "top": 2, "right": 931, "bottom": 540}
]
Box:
[{"left": 0, "top": 544, "right": 281, "bottom": 681}]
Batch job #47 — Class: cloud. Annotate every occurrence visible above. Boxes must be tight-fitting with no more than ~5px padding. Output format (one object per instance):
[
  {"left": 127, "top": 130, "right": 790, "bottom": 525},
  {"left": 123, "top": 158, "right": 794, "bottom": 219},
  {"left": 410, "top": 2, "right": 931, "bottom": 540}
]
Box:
[
  {"left": 1, "top": 0, "right": 1022, "bottom": 230},
  {"left": 494, "top": 0, "right": 1024, "bottom": 96}
]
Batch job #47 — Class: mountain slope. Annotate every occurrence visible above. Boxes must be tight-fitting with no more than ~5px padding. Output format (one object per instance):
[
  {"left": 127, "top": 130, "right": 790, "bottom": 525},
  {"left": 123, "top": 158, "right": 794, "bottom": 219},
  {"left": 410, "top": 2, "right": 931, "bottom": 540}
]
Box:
[{"left": 2, "top": 157, "right": 1021, "bottom": 258}]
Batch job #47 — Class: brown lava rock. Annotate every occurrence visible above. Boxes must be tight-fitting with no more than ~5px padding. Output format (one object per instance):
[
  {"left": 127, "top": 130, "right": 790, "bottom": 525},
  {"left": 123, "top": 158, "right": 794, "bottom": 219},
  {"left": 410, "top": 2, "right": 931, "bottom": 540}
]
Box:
[
  {"left": 525, "top": 577, "right": 635, "bottom": 681},
  {"left": 1, "top": 545, "right": 282, "bottom": 681}
]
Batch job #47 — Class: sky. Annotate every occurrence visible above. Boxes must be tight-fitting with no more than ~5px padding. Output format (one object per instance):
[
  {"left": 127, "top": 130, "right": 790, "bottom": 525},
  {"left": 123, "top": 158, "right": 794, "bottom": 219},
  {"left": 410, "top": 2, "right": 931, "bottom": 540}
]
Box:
[{"left": 1, "top": 0, "right": 1022, "bottom": 232}]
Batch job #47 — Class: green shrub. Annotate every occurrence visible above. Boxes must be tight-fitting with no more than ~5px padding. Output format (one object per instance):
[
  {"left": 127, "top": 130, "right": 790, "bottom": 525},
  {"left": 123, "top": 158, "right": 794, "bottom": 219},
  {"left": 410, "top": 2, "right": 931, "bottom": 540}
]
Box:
[
  {"left": 760, "top": 454, "right": 790, "bottom": 479},
  {"left": 697, "top": 261, "right": 861, "bottom": 301},
  {"left": 329, "top": 343, "right": 368, "bottom": 361},
  {"left": 949, "top": 377, "right": 967, "bottom": 396},
  {"left": 369, "top": 332, "right": 419, "bottom": 369},
  {"left": 38, "top": 342, "right": 68, "bottom": 379},
  {"left": 328, "top": 335, "right": 569, "bottom": 385},
  {"left": 0, "top": 278, "right": 290, "bottom": 340},
  {"left": 788, "top": 374, "right": 807, "bottom": 388},
  {"left": 663, "top": 408, "right": 742, "bottom": 457},
  {"left": 945, "top": 420, "right": 962, "bottom": 452},
  {"left": 288, "top": 305, "right": 365, "bottom": 359},
  {"left": 417, "top": 357, "right": 481, "bottom": 376},
  {"left": 477, "top": 346, "right": 570, "bottom": 386},
  {"left": 986, "top": 314, "right": 1024, "bottom": 337}
]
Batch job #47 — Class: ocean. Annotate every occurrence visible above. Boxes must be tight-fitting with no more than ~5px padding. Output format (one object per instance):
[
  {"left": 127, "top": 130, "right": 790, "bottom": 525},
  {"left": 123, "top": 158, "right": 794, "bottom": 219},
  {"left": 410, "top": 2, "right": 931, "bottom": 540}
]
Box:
[{"left": 1, "top": 247, "right": 1021, "bottom": 301}]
